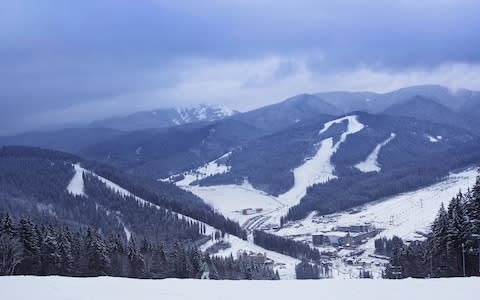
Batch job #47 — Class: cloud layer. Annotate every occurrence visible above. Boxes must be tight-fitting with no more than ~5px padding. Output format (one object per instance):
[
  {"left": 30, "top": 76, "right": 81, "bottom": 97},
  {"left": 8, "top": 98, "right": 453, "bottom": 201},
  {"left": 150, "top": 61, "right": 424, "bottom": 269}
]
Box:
[{"left": 1, "top": 0, "right": 480, "bottom": 133}]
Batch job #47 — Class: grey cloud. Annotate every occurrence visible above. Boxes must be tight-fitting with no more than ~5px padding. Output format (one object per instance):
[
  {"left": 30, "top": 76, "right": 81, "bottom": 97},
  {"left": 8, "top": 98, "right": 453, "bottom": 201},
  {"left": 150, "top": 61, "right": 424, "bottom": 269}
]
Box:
[{"left": 1, "top": 0, "right": 479, "bottom": 133}]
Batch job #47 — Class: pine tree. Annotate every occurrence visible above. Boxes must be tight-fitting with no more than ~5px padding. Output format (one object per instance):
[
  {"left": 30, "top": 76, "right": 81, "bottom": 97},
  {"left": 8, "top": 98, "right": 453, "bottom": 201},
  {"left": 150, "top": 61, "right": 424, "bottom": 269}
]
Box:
[
  {"left": 173, "top": 240, "right": 187, "bottom": 278},
  {"left": 140, "top": 238, "right": 152, "bottom": 276},
  {"left": 127, "top": 237, "right": 144, "bottom": 278},
  {"left": 40, "top": 225, "right": 61, "bottom": 275},
  {"left": 430, "top": 203, "right": 449, "bottom": 277},
  {"left": 151, "top": 242, "right": 167, "bottom": 278},
  {"left": 467, "top": 172, "right": 480, "bottom": 232},
  {"left": 108, "top": 234, "right": 127, "bottom": 277},
  {"left": 1, "top": 214, "right": 16, "bottom": 237},
  {"left": 446, "top": 193, "right": 470, "bottom": 276},
  {"left": 85, "top": 228, "right": 110, "bottom": 276},
  {"left": 58, "top": 227, "right": 74, "bottom": 275},
  {"left": 17, "top": 219, "right": 41, "bottom": 274}
]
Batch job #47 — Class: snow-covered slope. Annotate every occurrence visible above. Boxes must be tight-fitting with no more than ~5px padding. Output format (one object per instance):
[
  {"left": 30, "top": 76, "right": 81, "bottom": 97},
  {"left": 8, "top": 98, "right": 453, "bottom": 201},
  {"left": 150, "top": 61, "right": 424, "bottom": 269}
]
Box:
[
  {"left": 279, "top": 115, "right": 364, "bottom": 207},
  {"left": 355, "top": 133, "right": 396, "bottom": 173},
  {"left": 1, "top": 276, "right": 478, "bottom": 300},
  {"left": 162, "top": 152, "right": 232, "bottom": 186},
  {"left": 275, "top": 168, "right": 477, "bottom": 243},
  {"left": 71, "top": 164, "right": 298, "bottom": 279},
  {"left": 66, "top": 164, "right": 86, "bottom": 196},
  {"left": 170, "top": 116, "right": 366, "bottom": 227}
]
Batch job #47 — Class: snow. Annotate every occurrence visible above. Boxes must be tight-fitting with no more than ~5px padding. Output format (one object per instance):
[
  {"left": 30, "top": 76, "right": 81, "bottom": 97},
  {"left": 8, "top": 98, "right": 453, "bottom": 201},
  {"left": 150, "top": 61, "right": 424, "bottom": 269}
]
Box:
[
  {"left": 215, "top": 104, "right": 236, "bottom": 117},
  {"left": 277, "top": 116, "right": 364, "bottom": 208},
  {"left": 195, "top": 105, "right": 208, "bottom": 120},
  {"left": 183, "top": 180, "right": 283, "bottom": 225},
  {"left": 172, "top": 152, "right": 232, "bottom": 186},
  {"left": 1, "top": 276, "right": 478, "bottom": 300},
  {"left": 426, "top": 134, "right": 442, "bottom": 143},
  {"left": 355, "top": 133, "right": 396, "bottom": 173},
  {"left": 200, "top": 233, "right": 300, "bottom": 279},
  {"left": 275, "top": 168, "right": 478, "bottom": 247},
  {"left": 170, "top": 115, "right": 366, "bottom": 229},
  {"left": 174, "top": 104, "right": 235, "bottom": 124},
  {"left": 67, "top": 164, "right": 86, "bottom": 197}
]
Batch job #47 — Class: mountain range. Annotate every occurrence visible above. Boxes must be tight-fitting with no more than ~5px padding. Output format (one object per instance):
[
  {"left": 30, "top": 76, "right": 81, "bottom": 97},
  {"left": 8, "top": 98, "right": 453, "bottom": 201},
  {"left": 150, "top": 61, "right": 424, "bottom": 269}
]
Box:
[{"left": 1, "top": 84, "right": 480, "bottom": 222}]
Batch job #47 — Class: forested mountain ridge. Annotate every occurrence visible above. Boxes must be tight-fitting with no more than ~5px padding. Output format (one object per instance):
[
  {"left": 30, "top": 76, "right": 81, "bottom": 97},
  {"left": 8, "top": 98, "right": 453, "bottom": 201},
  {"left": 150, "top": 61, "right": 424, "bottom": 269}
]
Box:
[
  {"left": 0, "top": 146, "right": 245, "bottom": 241},
  {"left": 193, "top": 112, "right": 477, "bottom": 196},
  {"left": 1, "top": 86, "right": 479, "bottom": 226}
]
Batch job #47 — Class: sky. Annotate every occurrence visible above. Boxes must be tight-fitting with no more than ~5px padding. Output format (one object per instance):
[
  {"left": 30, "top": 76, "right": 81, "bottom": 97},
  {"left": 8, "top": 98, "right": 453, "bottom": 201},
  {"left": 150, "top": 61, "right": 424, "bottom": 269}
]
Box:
[{"left": 1, "top": 0, "right": 480, "bottom": 134}]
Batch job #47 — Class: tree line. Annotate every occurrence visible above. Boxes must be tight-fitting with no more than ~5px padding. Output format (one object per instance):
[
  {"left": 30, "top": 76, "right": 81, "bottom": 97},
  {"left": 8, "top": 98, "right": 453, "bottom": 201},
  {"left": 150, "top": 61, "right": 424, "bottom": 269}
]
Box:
[
  {"left": 387, "top": 171, "right": 480, "bottom": 278},
  {"left": 0, "top": 215, "right": 278, "bottom": 280},
  {"left": 253, "top": 230, "right": 321, "bottom": 261}
]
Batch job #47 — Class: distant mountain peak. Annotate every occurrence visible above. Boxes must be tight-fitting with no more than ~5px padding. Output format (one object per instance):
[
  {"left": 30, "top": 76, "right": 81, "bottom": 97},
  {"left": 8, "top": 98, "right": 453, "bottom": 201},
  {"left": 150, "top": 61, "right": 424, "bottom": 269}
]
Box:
[
  {"left": 90, "top": 104, "right": 238, "bottom": 131},
  {"left": 176, "top": 104, "right": 237, "bottom": 122}
]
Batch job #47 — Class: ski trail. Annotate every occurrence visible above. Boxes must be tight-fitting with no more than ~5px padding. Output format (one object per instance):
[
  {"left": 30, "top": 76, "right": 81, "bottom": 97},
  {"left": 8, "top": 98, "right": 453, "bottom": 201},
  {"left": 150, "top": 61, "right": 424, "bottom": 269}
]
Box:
[{"left": 355, "top": 133, "right": 396, "bottom": 173}]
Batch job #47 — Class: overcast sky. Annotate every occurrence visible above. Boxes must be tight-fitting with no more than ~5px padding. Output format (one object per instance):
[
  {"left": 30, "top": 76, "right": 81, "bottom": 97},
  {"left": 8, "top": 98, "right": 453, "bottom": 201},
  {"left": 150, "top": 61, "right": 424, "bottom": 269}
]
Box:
[{"left": 1, "top": 0, "right": 480, "bottom": 134}]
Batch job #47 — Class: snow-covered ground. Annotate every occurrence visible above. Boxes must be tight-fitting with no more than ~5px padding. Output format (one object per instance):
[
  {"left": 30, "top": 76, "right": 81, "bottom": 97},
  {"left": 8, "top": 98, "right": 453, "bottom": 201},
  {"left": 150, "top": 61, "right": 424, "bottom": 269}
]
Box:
[
  {"left": 199, "top": 233, "right": 299, "bottom": 279},
  {"left": 355, "top": 133, "right": 396, "bottom": 173},
  {"left": 275, "top": 168, "right": 478, "bottom": 256},
  {"left": 163, "top": 152, "right": 232, "bottom": 186},
  {"left": 184, "top": 181, "right": 283, "bottom": 225},
  {"left": 1, "top": 276, "right": 478, "bottom": 300},
  {"left": 67, "top": 164, "right": 86, "bottom": 196}
]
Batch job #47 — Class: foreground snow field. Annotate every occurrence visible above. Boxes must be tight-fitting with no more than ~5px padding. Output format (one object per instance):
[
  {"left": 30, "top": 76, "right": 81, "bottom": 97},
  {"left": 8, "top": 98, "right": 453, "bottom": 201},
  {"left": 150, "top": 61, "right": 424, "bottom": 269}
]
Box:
[{"left": 0, "top": 276, "right": 478, "bottom": 300}]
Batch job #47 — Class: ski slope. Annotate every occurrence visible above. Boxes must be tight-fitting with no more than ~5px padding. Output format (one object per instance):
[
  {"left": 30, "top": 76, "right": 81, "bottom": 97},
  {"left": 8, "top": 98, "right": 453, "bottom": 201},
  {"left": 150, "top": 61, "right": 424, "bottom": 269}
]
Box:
[
  {"left": 355, "top": 133, "right": 396, "bottom": 173},
  {"left": 67, "top": 164, "right": 86, "bottom": 196},
  {"left": 1, "top": 276, "right": 478, "bottom": 300},
  {"left": 173, "top": 116, "right": 366, "bottom": 227},
  {"left": 161, "top": 152, "right": 231, "bottom": 186},
  {"left": 277, "top": 115, "right": 365, "bottom": 209},
  {"left": 275, "top": 168, "right": 478, "bottom": 245}
]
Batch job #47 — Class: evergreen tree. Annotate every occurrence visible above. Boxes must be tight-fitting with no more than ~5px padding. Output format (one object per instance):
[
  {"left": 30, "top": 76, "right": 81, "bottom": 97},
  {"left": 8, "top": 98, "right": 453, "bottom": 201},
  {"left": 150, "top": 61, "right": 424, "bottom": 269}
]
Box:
[
  {"left": 127, "top": 237, "right": 144, "bottom": 278},
  {"left": 431, "top": 203, "right": 449, "bottom": 277},
  {"left": 85, "top": 228, "right": 110, "bottom": 276},
  {"left": 17, "top": 219, "right": 41, "bottom": 274},
  {"left": 58, "top": 227, "right": 74, "bottom": 275},
  {"left": 40, "top": 225, "right": 61, "bottom": 275}
]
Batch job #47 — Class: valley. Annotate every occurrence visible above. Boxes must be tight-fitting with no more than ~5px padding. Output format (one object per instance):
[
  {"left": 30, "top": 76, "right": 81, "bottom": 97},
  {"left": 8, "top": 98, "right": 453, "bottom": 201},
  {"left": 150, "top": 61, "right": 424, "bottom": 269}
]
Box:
[
  {"left": 158, "top": 112, "right": 480, "bottom": 278},
  {"left": 1, "top": 85, "right": 480, "bottom": 281}
]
